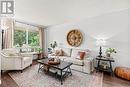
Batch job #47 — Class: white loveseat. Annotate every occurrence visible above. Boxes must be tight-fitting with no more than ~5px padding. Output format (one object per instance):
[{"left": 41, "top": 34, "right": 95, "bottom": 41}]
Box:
[
  {"left": 48, "top": 48, "right": 94, "bottom": 74},
  {"left": 1, "top": 48, "right": 32, "bottom": 72}
]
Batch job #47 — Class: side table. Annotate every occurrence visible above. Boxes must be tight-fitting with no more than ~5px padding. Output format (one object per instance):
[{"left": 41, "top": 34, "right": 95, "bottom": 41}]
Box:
[
  {"left": 37, "top": 52, "right": 44, "bottom": 59},
  {"left": 95, "top": 57, "right": 115, "bottom": 76}
]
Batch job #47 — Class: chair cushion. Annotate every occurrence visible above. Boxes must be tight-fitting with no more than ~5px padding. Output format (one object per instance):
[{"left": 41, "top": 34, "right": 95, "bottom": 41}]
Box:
[
  {"left": 23, "top": 57, "right": 32, "bottom": 64},
  {"left": 23, "top": 57, "right": 31, "bottom": 61}
]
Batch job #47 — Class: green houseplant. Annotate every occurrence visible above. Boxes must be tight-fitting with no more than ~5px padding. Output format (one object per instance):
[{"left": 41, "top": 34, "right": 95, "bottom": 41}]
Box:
[
  {"left": 106, "top": 48, "right": 117, "bottom": 57},
  {"left": 50, "top": 41, "right": 57, "bottom": 50},
  {"left": 36, "top": 48, "right": 44, "bottom": 53}
]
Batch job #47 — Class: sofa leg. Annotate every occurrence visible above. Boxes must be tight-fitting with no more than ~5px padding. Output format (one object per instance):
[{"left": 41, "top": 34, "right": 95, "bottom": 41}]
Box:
[
  {"left": 1, "top": 70, "right": 3, "bottom": 74},
  {"left": 21, "top": 70, "right": 23, "bottom": 73},
  {"left": 30, "top": 64, "right": 32, "bottom": 66}
]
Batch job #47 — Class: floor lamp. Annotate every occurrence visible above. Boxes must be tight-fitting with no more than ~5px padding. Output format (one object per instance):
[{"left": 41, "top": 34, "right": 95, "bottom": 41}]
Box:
[
  {"left": 96, "top": 39, "right": 106, "bottom": 58},
  {"left": 1, "top": 26, "right": 8, "bottom": 49},
  {"left": 1, "top": 30, "right": 4, "bottom": 49}
]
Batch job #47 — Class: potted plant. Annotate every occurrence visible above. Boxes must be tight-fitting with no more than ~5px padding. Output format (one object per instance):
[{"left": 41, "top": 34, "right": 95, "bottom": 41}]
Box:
[
  {"left": 106, "top": 48, "right": 117, "bottom": 57},
  {"left": 50, "top": 41, "right": 57, "bottom": 50},
  {"left": 36, "top": 48, "right": 44, "bottom": 53}
]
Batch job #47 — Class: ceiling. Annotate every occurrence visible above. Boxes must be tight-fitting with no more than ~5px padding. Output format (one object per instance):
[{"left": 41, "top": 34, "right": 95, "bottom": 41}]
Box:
[{"left": 15, "top": 0, "right": 130, "bottom": 26}]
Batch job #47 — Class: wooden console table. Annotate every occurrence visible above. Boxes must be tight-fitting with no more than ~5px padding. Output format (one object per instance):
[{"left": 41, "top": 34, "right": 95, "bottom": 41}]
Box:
[
  {"left": 37, "top": 52, "right": 43, "bottom": 59},
  {"left": 95, "top": 57, "right": 115, "bottom": 76}
]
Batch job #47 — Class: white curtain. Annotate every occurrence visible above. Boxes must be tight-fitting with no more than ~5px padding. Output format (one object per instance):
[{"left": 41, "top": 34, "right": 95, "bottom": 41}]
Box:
[
  {"left": 1, "top": 18, "right": 14, "bottom": 49},
  {"left": 39, "top": 27, "right": 44, "bottom": 57}
]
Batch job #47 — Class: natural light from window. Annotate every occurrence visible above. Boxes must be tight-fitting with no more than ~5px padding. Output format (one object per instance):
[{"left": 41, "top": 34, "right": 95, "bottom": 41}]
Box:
[{"left": 14, "top": 22, "right": 40, "bottom": 47}]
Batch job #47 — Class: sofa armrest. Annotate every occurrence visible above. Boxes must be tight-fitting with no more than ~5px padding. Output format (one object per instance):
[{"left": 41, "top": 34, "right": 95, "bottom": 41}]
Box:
[
  {"left": 21, "top": 53, "right": 33, "bottom": 57},
  {"left": 84, "top": 56, "right": 94, "bottom": 60},
  {"left": 1, "top": 53, "right": 22, "bottom": 58},
  {"left": 83, "top": 57, "right": 94, "bottom": 72}
]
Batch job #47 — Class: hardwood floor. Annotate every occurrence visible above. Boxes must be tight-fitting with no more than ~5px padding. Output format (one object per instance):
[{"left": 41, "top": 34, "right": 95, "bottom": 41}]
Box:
[
  {"left": 0, "top": 72, "right": 18, "bottom": 87},
  {"left": 0, "top": 63, "right": 130, "bottom": 87},
  {"left": 103, "top": 73, "right": 130, "bottom": 87}
]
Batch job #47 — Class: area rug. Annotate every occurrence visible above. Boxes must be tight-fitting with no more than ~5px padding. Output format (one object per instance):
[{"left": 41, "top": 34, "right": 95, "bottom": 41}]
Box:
[{"left": 9, "top": 64, "right": 103, "bottom": 87}]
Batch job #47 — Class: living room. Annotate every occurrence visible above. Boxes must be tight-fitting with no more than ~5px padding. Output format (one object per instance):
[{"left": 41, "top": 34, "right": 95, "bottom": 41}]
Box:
[{"left": 0, "top": 0, "right": 130, "bottom": 87}]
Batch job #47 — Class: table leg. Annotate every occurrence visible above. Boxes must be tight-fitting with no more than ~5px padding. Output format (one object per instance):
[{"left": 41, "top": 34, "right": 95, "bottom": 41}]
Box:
[
  {"left": 61, "top": 70, "right": 63, "bottom": 85},
  {"left": 38, "top": 63, "right": 41, "bottom": 72},
  {"left": 109, "top": 61, "right": 114, "bottom": 76},
  {"left": 68, "top": 66, "right": 72, "bottom": 76},
  {"left": 96, "top": 60, "right": 100, "bottom": 72}
]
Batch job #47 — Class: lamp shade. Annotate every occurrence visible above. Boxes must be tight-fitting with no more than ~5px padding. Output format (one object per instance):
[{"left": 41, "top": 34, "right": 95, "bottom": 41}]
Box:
[
  {"left": 1, "top": 26, "right": 8, "bottom": 30},
  {"left": 96, "top": 39, "right": 106, "bottom": 46}
]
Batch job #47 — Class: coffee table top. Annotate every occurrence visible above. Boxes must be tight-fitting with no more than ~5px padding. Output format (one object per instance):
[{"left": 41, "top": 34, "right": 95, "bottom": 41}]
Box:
[{"left": 37, "top": 58, "right": 73, "bottom": 70}]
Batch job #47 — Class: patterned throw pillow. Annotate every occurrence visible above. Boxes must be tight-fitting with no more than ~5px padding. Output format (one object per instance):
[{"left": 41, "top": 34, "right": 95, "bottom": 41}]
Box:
[
  {"left": 76, "top": 51, "right": 85, "bottom": 60},
  {"left": 52, "top": 49, "right": 63, "bottom": 56},
  {"left": 58, "top": 49, "right": 63, "bottom": 56}
]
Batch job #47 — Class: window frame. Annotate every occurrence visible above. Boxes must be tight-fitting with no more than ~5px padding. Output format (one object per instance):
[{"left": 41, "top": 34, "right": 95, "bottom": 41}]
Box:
[{"left": 13, "top": 25, "right": 40, "bottom": 47}]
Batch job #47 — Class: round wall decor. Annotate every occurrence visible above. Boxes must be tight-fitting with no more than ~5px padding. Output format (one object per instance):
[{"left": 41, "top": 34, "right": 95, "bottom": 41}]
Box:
[{"left": 67, "top": 29, "right": 83, "bottom": 47}]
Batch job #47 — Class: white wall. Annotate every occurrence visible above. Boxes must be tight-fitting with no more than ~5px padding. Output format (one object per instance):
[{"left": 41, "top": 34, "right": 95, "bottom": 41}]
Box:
[
  {"left": 14, "top": 0, "right": 130, "bottom": 68},
  {"left": 15, "top": 0, "right": 130, "bottom": 26},
  {"left": 0, "top": 34, "right": 1, "bottom": 84},
  {"left": 45, "top": 9, "right": 130, "bottom": 68}
]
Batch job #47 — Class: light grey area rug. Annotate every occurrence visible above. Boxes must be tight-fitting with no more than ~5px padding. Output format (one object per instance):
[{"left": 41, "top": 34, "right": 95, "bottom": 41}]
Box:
[{"left": 9, "top": 64, "right": 103, "bottom": 87}]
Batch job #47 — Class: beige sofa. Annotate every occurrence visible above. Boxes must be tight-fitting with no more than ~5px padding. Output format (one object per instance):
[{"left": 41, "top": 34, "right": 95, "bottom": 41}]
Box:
[
  {"left": 1, "top": 48, "right": 32, "bottom": 72},
  {"left": 48, "top": 48, "right": 94, "bottom": 74}
]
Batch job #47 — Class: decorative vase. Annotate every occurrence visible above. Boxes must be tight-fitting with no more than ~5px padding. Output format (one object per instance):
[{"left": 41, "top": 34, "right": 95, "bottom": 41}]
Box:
[{"left": 106, "top": 53, "right": 111, "bottom": 57}]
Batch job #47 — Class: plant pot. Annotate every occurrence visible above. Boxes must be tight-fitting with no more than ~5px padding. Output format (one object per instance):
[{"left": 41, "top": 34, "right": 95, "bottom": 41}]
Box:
[{"left": 106, "top": 53, "right": 111, "bottom": 57}]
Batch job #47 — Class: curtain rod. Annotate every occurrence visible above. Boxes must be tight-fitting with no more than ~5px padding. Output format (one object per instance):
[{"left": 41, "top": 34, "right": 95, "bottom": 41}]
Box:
[{"left": 15, "top": 19, "right": 46, "bottom": 28}]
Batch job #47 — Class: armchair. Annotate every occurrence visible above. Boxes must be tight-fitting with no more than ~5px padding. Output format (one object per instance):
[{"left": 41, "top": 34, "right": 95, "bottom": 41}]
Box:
[{"left": 1, "top": 48, "right": 32, "bottom": 72}]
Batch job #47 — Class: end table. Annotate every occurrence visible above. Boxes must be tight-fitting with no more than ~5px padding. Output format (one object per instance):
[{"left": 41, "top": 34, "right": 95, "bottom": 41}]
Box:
[{"left": 95, "top": 57, "right": 115, "bottom": 76}]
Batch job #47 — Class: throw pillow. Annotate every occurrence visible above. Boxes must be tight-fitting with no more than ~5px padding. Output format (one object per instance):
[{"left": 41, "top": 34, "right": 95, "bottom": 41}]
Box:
[
  {"left": 58, "top": 49, "right": 63, "bottom": 56},
  {"left": 76, "top": 51, "right": 85, "bottom": 60},
  {"left": 52, "top": 50, "right": 58, "bottom": 56},
  {"left": 52, "top": 49, "right": 63, "bottom": 56}
]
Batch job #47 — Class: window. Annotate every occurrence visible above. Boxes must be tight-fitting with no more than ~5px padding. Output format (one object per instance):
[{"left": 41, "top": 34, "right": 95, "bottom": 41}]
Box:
[
  {"left": 14, "top": 22, "right": 40, "bottom": 47},
  {"left": 28, "top": 31, "right": 39, "bottom": 46},
  {"left": 14, "top": 27, "right": 26, "bottom": 47}
]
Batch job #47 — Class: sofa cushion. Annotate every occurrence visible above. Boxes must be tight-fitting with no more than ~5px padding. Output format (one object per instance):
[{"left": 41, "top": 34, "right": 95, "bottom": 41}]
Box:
[
  {"left": 58, "top": 56, "right": 70, "bottom": 61},
  {"left": 52, "top": 49, "right": 63, "bottom": 56},
  {"left": 71, "top": 49, "right": 89, "bottom": 58},
  {"left": 64, "top": 57, "right": 84, "bottom": 66},
  {"left": 22, "top": 57, "right": 32, "bottom": 68},
  {"left": 23, "top": 57, "right": 32, "bottom": 62},
  {"left": 61, "top": 48, "right": 72, "bottom": 57},
  {"left": 50, "top": 55, "right": 84, "bottom": 66}
]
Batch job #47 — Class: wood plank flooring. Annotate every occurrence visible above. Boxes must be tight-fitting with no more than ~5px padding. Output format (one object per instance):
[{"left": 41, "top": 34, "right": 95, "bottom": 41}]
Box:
[
  {"left": 103, "top": 73, "right": 130, "bottom": 87},
  {"left": 0, "top": 72, "right": 18, "bottom": 87},
  {"left": 0, "top": 61, "right": 130, "bottom": 87}
]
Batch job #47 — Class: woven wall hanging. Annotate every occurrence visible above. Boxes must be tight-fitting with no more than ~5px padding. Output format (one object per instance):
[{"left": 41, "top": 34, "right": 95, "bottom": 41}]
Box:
[{"left": 67, "top": 29, "right": 83, "bottom": 47}]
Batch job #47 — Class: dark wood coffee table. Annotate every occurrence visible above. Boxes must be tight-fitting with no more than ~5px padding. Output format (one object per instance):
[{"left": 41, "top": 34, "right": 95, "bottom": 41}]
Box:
[{"left": 37, "top": 58, "right": 73, "bottom": 85}]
